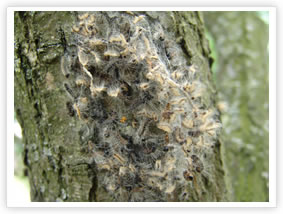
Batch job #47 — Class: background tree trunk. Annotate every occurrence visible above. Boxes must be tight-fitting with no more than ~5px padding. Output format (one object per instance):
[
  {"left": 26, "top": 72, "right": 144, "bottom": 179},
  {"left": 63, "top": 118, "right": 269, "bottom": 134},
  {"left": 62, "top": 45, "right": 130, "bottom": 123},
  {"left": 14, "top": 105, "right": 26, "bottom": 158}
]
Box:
[
  {"left": 15, "top": 11, "right": 227, "bottom": 202},
  {"left": 204, "top": 12, "right": 269, "bottom": 202}
]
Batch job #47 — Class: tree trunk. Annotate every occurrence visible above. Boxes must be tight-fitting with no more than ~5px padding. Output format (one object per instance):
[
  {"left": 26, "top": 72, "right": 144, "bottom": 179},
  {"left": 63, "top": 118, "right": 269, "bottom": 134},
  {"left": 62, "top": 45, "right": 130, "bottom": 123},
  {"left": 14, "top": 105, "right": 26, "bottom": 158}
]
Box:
[
  {"left": 15, "top": 11, "right": 227, "bottom": 202},
  {"left": 204, "top": 12, "right": 269, "bottom": 201}
]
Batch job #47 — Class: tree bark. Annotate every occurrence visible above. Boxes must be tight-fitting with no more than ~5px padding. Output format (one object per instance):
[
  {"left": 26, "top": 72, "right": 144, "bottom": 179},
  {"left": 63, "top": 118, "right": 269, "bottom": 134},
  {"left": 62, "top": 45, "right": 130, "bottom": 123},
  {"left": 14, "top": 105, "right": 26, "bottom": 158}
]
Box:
[
  {"left": 204, "top": 12, "right": 269, "bottom": 201},
  {"left": 15, "top": 11, "right": 227, "bottom": 202}
]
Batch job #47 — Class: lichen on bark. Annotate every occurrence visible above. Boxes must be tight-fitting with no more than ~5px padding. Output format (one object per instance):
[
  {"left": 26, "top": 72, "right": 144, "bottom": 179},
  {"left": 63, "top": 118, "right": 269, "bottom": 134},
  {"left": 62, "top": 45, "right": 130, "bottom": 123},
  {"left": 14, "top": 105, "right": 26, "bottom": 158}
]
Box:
[{"left": 14, "top": 11, "right": 227, "bottom": 202}]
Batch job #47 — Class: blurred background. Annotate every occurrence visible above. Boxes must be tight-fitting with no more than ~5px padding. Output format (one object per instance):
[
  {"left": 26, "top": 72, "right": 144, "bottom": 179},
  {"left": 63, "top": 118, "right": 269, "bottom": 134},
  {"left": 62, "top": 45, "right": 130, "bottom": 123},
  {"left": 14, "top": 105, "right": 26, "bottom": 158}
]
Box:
[
  {"left": 14, "top": 113, "right": 30, "bottom": 202},
  {"left": 204, "top": 11, "right": 269, "bottom": 201},
  {"left": 14, "top": 11, "right": 269, "bottom": 202}
]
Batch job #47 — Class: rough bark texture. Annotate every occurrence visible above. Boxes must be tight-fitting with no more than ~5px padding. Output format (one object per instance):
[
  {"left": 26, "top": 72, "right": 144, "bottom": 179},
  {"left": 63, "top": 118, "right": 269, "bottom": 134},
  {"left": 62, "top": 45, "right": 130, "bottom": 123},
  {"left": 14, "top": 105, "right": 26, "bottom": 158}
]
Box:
[
  {"left": 15, "top": 11, "right": 226, "bottom": 202},
  {"left": 204, "top": 12, "right": 269, "bottom": 201}
]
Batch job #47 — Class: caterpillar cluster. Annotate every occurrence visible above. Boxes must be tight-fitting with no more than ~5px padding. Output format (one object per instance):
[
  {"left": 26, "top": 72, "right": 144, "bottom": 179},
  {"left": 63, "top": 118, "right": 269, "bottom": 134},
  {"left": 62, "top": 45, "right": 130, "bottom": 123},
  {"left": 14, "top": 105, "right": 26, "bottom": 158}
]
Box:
[{"left": 62, "top": 11, "right": 222, "bottom": 201}]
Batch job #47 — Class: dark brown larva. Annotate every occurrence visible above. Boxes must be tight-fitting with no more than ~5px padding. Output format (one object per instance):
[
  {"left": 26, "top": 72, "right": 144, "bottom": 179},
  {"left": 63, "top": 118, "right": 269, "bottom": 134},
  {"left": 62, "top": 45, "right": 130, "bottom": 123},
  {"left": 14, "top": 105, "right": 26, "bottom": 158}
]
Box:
[{"left": 183, "top": 170, "right": 194, "bottom": 181}]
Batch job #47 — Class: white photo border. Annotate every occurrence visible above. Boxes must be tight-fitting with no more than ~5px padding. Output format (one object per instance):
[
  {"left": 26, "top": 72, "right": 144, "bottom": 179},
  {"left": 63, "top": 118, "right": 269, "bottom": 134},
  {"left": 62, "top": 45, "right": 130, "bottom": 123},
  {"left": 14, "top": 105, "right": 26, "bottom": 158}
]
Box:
[{"left": 7, "top": 7, "right": 276, "bottom": 207}]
